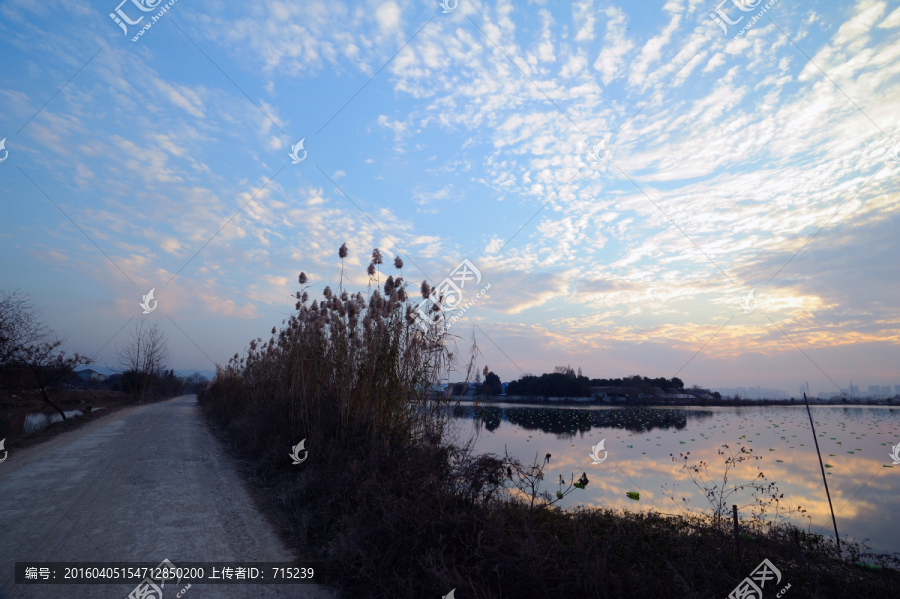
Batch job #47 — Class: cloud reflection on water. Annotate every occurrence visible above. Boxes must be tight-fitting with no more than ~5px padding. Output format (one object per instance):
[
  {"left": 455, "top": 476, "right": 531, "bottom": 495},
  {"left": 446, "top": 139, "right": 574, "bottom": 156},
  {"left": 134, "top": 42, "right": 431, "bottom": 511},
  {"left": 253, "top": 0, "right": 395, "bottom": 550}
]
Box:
[{"left": 448, "top": 403, "right": 900, "bottom": 554}]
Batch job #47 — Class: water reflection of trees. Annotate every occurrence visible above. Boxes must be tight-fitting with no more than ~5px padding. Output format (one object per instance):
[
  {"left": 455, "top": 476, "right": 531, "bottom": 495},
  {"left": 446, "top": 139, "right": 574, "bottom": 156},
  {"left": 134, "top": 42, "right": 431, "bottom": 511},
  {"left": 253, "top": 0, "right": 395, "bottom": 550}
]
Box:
[
  {"left": 451, "top": 405, "right": 715, "bottom": 435},
  {"left": 0, "top": 408, "right": 84, "bottom": 439}
]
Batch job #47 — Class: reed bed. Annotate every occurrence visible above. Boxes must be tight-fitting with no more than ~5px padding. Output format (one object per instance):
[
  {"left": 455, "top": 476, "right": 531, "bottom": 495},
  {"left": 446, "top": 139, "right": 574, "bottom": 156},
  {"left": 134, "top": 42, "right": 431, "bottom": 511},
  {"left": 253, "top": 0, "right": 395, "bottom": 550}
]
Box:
[{"left": 205, "top": 249, "right": 453, "bottom": 458}]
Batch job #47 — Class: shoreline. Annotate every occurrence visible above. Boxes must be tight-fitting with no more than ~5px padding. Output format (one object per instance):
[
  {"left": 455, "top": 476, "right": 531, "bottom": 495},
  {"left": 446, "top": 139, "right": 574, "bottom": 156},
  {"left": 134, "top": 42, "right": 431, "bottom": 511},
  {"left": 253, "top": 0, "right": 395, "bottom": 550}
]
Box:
[
  {"left": 0, "top": 389, "right": 186, "bottom": 453},
  {"left": 444, "top": 395, "right": 900, "bottom": 408}
]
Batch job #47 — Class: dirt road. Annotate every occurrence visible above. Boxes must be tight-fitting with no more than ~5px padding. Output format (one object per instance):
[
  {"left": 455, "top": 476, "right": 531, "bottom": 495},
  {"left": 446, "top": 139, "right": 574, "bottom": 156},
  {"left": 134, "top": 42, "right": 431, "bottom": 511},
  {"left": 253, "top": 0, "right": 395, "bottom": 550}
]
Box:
[{"left": 0, "top": 395, "right": 336, "bottom": 599}]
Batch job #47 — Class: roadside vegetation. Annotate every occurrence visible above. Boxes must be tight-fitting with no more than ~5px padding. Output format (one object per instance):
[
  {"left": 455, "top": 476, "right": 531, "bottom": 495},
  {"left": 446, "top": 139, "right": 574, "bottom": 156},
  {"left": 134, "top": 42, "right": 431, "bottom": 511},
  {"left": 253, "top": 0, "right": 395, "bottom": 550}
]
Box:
[
  {"left": 199, "top": 245, "right": 899, "bottom": 599},
  {"left": 0, "top": 289, "right": 95, "bottom": 418}
]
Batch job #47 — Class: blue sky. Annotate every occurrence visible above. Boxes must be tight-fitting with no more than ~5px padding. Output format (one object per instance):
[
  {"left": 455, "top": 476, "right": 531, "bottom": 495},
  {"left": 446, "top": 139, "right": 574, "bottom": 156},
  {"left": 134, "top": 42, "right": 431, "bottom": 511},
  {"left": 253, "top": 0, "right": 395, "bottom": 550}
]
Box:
[{"left": 1, "top": 0, "right": 898, "bottom": 394}]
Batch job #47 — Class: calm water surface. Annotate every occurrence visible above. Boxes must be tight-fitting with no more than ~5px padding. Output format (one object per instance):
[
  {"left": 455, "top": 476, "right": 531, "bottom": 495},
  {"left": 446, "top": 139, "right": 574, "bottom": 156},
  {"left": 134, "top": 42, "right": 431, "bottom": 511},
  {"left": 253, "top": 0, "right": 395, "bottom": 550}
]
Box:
[
  {"left": 448, "top": 404, "right": 900, "bottom": 555},
  {"left": 0, "top": 407, "right": 103, "bottom": 440}
]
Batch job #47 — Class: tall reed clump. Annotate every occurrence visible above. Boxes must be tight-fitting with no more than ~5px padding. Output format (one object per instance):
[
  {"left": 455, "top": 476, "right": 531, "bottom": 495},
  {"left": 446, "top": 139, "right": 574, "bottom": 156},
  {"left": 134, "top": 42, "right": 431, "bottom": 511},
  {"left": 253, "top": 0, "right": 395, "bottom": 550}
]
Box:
[{"left": 203, "top": 244, "right": 453, "bottom": 463}]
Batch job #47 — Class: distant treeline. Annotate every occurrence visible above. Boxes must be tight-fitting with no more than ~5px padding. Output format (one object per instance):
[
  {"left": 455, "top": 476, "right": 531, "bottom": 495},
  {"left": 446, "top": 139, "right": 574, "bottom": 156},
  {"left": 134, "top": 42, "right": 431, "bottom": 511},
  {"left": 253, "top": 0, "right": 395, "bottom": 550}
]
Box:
[
  {"left": 505, "top": 373, "right": 685, "bottom": 398},
  {"left": 589, "top": 375, "right": 684, "bottom": 390},
  {"left": 505, "top": 373, "right": 591, "bottom": 397}
]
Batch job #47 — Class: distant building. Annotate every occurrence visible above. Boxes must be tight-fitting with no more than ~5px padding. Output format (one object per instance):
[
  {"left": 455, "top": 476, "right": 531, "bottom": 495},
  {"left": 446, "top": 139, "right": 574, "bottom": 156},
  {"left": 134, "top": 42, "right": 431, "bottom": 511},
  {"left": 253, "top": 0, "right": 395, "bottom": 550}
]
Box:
[
  {"left": 75, "top": 369, "right": 105, "bottom": 382},
  {"left": 868, "top": 385, "right": 881, "bottom": 396},
  {"left": 590, "top": 387, "right": 639, "bottom": 401},
  {"left": 715, "top": 387, "right": 786, "bottom": 400},
  {"left": 849, "top": 384, "right": 859, "bottom": 395},
  {"left": 896, "top": 385, "right": 900, "bottom": 394},
  {"left": 448, "top": 382, "right": 485, "bottom": 397},
  {"left": 881, "top": 386, "right": 892, "bottom": 396}
]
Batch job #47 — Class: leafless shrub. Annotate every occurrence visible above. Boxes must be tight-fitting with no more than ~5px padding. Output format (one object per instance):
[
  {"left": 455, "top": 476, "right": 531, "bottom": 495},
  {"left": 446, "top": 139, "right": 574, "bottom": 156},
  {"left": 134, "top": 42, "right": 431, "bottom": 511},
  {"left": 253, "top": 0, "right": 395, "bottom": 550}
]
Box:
[
  {"left": 116, "top": 321, "right": 171, "bottom": 402},
  {"left": 665, "top": 445, "right": 811, "bottom": 532}
]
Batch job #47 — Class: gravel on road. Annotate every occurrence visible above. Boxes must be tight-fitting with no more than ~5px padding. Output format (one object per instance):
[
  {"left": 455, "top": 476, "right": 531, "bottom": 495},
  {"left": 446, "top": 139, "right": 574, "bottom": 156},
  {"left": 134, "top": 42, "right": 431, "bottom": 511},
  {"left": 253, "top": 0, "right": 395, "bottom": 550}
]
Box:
[{"left": 0, "top": 395, "right": 336, "bottom": 599}]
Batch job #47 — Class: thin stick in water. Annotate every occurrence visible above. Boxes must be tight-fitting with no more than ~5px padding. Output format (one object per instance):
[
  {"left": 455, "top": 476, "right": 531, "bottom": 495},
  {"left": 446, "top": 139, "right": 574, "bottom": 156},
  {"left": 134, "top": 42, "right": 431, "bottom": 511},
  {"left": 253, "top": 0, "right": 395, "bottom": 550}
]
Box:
[{"left": 804, "top": 392, "right": 840, "bottom": 553}]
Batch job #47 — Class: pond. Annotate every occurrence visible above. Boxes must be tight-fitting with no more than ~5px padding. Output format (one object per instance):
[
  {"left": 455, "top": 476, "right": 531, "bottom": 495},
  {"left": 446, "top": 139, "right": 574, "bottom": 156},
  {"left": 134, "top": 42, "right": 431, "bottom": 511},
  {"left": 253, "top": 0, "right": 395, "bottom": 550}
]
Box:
[
  {"left": 448, "top": 403, "right": 900, "bottom": 555},
  {"left": 0, "top": 407, "right": 103, "bottom": 441}
]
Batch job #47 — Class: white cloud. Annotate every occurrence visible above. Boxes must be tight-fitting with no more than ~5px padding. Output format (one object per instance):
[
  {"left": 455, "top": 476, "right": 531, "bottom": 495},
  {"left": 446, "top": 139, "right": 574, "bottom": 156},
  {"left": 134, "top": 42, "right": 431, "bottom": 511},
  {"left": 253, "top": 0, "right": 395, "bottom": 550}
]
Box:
[
  {"left": 375, "top": 1, "right": 402, "bottom": 33},
  {"left": 593, "top": 7, "right": 633, "bottom": 84}
]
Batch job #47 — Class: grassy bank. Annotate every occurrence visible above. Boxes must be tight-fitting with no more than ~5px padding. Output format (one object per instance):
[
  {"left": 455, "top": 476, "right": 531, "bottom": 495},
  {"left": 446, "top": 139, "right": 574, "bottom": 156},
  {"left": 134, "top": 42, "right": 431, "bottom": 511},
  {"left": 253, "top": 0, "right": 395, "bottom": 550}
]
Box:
[
  {"left": 199, "top": 249, "right": 899, "bottom": 598},
  {"left": 201, "top": 400, "right": 900, "bottom": 598}
]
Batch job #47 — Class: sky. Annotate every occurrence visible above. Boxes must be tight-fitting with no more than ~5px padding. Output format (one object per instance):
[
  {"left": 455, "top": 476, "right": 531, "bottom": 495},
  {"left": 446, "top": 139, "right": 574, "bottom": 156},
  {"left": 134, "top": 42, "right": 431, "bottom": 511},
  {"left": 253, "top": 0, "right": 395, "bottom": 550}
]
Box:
[{"left": 0, "top": 0, "right": 898, "bottom": 395}]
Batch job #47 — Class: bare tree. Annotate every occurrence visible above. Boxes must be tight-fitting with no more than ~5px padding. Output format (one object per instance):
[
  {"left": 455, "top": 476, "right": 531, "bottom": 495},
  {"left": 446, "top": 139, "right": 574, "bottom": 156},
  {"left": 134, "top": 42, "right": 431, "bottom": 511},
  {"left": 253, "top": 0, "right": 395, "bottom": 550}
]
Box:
[
  {"left": 19, "top": 340, "right": 93, "bottom": 419},
  {"left": 554, "top": 365, "right": 576, "bottom": 378},
  {"left": 116, "top": 321, "right": 171, "bottom": 401},
  {"left": 0, "top": 290, "right": 94, "bottom": 419},
  {"left": 185, "top": 372, "right": 208, "bottom": 393},
  {"left": 0, "top": 290, "right": 48, "bottom": 364}
]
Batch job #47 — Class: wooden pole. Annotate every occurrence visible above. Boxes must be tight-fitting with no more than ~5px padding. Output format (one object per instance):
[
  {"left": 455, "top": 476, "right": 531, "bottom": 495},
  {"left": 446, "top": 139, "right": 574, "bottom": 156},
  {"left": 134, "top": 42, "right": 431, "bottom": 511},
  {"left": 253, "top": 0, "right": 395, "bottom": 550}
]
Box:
[
  {"left": 804, "top": 392, "right": 841, "bottom": 553},
  {"left": 733, "top": 504, "right": 740, "bottom": 560}
]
